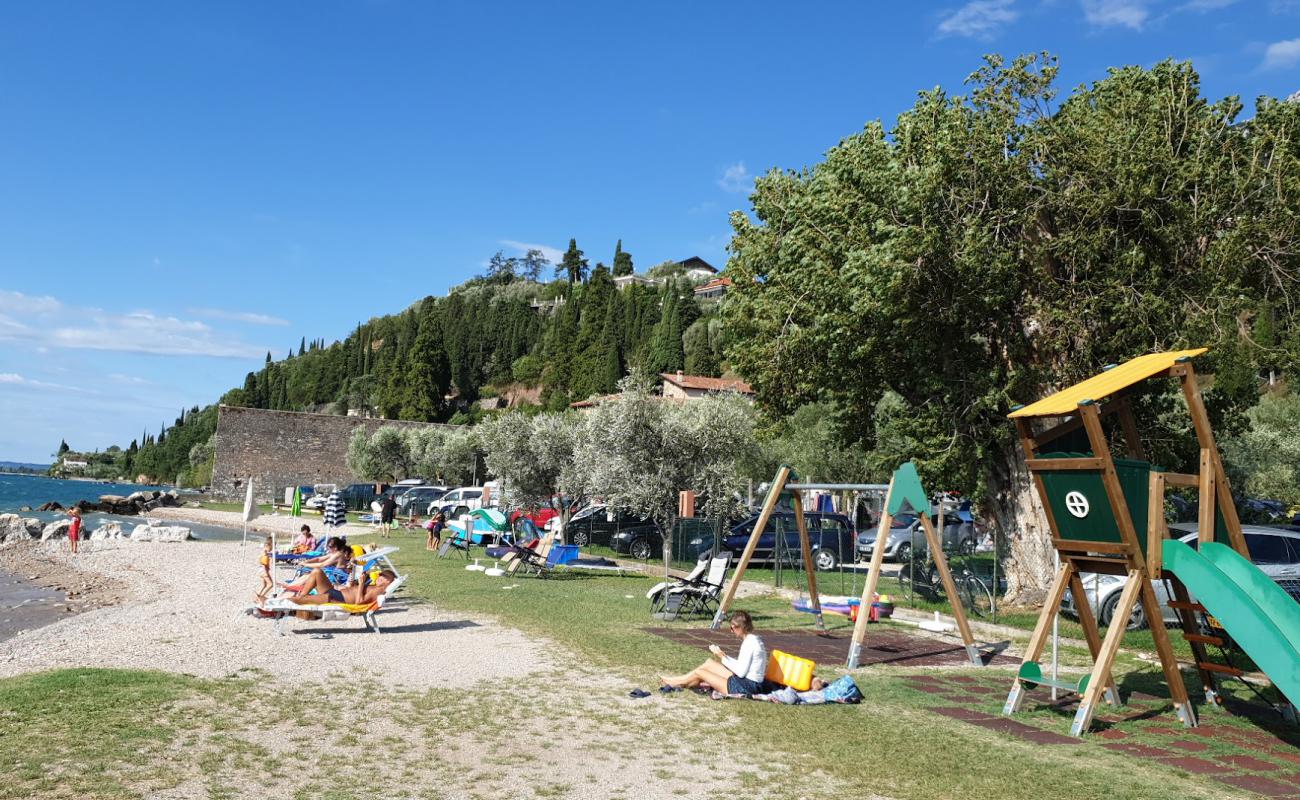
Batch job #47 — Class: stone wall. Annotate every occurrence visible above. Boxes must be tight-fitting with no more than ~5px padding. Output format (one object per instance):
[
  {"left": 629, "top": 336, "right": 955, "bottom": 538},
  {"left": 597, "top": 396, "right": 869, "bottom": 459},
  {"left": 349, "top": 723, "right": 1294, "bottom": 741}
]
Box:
[{"left": 211, "top": 405, "right": 456, "bottom": 502}]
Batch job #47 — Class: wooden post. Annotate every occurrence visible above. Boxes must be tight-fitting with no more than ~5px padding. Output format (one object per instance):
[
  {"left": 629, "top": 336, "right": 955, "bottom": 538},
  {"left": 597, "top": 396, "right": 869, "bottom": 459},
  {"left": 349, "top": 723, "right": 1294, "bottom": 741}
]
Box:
[
  {"left": 1198, "top": 449, "right": 1215, "bottom": 547},
  {"left": 1177, "top": 365, "right": 1247, "bottom": 555},
  {"left": 711, "top": 465, "right": 791, "bottom": 629},
  {"left": 1004, "top": 561, "right": 1074, "bottom": 714},
  {"left": 790, "top": 493, "right": 824, "bottom": 632},
  {"left": 1116, "top": 398, "right": 1147, "bottom": 460},
  {"left": 1070, "top": 570, "right": 1143, "bottom": 736},
  {"left": 1147, "top": 472, "right": 1167, "bottom": 571},
  {"left": 917, "top": 512, "right": 981, "bottom": 665},
  {"left": 1067, "top": 568, "right": 1121, "bottom": 707},
  {"left": 1079, "top": 403, "right": 1146, "bottom": 570},
  {"left": 847, "top": 477, "right": 895, "bottom": 668},
  {"left": 1138, "top": 577, "right": 1197, "bottom": 728}
]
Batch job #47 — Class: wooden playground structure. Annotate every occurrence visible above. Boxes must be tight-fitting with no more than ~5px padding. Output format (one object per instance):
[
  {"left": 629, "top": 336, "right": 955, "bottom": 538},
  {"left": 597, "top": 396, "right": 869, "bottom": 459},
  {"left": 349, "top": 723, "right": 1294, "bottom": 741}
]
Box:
[
  {"left": 710, "top": 462, "right": 985, "bottom": 669},
  {"left": 1002, "top": 348, "right": 1257, "bottom": 736}
]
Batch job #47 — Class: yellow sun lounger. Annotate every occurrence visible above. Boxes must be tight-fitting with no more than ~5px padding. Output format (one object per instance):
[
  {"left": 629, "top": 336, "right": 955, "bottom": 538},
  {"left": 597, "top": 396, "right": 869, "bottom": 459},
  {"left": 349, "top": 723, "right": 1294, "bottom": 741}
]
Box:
[{"left": 263, "top": 574, "right": 406, "bottom": 636}]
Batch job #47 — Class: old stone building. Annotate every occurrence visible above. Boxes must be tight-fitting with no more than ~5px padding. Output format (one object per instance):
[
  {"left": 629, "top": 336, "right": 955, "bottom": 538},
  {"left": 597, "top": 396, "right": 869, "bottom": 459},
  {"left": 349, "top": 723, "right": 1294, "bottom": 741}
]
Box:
[{"left": 210, "top": 405, "right": 455, "bottom": 502}]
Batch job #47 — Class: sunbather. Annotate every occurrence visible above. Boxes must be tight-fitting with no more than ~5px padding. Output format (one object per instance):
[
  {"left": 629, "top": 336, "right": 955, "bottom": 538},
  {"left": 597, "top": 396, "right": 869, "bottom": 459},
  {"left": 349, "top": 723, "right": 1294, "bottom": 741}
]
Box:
[
  {"left": 756, "top": 677, "right": 829, "bottom": 704},
  {"left": 278, "top": 568, "right": 397, "bottom": 609},
  {"left": 658, "top": 610, "right": 769, "bottom": 696},
  {"left": 278, "top": 537, "right": 352, "bottom": 590},
  {"left": 291, "top": 525, "right": 317, "bottom": 554}
]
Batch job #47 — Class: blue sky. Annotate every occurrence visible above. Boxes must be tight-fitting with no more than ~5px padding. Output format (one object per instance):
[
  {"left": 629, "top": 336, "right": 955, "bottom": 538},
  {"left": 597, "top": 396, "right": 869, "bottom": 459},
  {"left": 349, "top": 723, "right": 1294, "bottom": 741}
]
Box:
[{"left": 1, "top": 1, "right": 1297, "bottom": 463}]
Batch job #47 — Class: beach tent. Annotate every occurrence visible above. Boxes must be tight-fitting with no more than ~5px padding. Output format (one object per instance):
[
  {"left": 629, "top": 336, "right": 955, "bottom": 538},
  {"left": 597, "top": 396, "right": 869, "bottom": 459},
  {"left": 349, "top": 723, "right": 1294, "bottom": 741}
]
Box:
[{"left": 323, "top": 491, "right": 347, "bottom": 529}]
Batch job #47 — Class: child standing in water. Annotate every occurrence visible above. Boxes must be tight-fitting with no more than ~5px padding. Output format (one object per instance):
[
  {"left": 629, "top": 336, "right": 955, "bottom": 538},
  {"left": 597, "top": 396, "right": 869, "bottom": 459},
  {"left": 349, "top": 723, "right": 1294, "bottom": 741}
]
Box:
[
  {"left": 255, "top": 536, "right": 274, "bottom": 602},
  {"left": 66, "top": 508, "right": 82, "bottom": 555}
]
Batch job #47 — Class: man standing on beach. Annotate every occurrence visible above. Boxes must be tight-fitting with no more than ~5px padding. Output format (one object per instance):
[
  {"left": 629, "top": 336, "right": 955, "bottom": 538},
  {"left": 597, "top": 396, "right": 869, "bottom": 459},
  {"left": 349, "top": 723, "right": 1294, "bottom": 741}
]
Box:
[{"left": 66, "top": 508, "right": 82, "bottom": 555}]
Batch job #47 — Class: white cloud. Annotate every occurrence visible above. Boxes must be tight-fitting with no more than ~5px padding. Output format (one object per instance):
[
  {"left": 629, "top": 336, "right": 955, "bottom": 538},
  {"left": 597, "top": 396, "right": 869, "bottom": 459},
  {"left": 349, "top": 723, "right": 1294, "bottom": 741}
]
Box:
[
  {"left": 0, "top": 289, "right": 267, "bottom": 359},
  {"left": 188, "top": 307, "right": 290, "bottom": 326},
  {"left": 1081, "top": 0, "right": 1151, "bottom": 29},
  {"left": 1182, "top": 0, "right": 1238, "bottom": 9},
  {"left": 0, "top": 290, "right": 62, "bottom": 315},
  {"left": 499, "top": 240, "right": 564, "bottom": 265},
  {"left": 937, "top": 0, "right": 1018, "bottom": 38},
  {"left": 0, "top": 372, "right": 90, "bottom": 393},
  {"left": 1262, "top": 37, "right": 1300, "bottom": 69},
  {"left": 718, "top": 162, "right": 752, "bottom": 193}
]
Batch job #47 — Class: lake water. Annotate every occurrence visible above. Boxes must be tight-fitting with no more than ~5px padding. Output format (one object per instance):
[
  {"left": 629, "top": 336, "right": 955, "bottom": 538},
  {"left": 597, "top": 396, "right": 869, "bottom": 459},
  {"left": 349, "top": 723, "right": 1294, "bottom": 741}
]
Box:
[
  {"left": 0, "top": 473, "right": 167, "bottom": 512},
  {"left": 0, "top": 472, "right": 241, "bottom": 540}
]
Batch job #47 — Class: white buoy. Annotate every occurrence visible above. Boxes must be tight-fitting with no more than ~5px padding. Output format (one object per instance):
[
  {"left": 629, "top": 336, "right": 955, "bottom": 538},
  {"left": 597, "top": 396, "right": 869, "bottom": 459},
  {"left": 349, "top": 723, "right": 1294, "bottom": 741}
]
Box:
[{"left": 465, "top": 558, "right": 486, "bottom": 572}]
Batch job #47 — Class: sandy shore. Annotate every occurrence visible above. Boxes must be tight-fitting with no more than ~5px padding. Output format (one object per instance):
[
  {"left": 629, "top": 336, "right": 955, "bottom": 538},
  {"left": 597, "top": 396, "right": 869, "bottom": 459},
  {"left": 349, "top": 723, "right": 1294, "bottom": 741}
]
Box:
[{"left": 0, "top": 537, "right": 550, "bottom": 687}]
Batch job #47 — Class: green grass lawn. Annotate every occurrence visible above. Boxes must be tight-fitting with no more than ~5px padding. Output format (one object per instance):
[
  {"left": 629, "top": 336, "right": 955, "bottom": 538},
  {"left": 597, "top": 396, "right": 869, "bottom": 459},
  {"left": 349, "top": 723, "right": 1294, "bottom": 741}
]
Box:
[
  {"left": 2, "top": 528, "right": 1284, "bottom": 800},
  {"left": 379, "top": 531, "right": 1277, "bottom": 800}
]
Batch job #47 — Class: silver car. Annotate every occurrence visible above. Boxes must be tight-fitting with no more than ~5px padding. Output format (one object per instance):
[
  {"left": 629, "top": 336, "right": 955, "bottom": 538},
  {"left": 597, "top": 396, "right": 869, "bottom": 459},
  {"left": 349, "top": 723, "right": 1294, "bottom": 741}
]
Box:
[
  {"left": 856, "top": 514, "right": 979, "bottom": 562},
  {"left": 1064, "top": 524, "right": 1300, "bottom": 630}
]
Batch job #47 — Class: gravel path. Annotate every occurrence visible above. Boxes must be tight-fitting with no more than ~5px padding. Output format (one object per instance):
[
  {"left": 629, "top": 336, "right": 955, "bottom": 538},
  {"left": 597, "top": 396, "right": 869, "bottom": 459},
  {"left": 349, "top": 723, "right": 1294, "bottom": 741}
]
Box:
[{"left": 0, "top": 538, "right": 549, "bottom": 687}]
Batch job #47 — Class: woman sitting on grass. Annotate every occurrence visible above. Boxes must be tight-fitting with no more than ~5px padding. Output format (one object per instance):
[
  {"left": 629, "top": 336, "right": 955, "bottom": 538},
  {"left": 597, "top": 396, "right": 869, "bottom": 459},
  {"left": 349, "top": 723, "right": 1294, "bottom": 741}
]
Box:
[{"left": 659, "top": 610, "right": 768, "bottom": 696}]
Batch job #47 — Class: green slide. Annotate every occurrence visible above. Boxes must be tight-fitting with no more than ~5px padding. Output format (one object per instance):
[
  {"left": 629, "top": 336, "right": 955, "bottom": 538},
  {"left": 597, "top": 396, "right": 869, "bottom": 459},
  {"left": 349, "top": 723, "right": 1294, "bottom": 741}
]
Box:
[
  {"left": 1200, "top": 541, "right": 1300, "bottom": 658},
  {"left": 1162, "top": 539, "right": 1300, "bottom": 705}
]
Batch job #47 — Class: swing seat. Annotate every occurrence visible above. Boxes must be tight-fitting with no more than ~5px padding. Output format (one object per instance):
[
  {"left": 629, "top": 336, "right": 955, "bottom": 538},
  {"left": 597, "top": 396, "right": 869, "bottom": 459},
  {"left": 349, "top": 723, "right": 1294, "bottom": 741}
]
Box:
[{"left": 1016, "top": 661, "right": 1091, "bottom": 695}]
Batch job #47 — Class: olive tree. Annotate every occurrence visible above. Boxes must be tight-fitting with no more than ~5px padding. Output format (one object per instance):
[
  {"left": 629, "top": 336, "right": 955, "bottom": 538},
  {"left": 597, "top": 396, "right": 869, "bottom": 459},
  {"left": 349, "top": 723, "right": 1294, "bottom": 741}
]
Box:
[
  {"left": 479, "top": 412, "right": 588, "bottom": 540},
  {"left": 346, "top": 426, "right": 417, "bottom": 482},
  {"left": 575, "top": 373, "right": 757, "bottom": 572}
]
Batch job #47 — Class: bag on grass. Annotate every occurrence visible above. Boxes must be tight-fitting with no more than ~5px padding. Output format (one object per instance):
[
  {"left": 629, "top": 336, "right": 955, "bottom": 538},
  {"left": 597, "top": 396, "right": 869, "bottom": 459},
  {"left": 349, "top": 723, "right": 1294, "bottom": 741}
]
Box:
[{"left": 823, "top": 675, "right": 862, "bottom": 704}]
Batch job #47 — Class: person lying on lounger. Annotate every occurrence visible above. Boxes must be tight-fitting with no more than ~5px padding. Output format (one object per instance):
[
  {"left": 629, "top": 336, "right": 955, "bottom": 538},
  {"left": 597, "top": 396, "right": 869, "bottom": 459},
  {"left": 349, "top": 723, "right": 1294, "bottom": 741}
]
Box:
[
  {"left": 277, "top": 537, "right": 352, "bottom": 590},
  {"left": 658, "top": 610, "right": 769, "bottom": 696},
  {"left": 278, "top": 567, "right": 397, "bottom": 610}
]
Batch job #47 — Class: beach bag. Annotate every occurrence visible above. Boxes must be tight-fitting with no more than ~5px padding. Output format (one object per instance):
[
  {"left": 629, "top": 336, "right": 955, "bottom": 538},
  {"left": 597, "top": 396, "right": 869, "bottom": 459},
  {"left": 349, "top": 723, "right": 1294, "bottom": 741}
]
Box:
[
  {"left": 765, "top": 650, "right": 816, "bottom": 691},
  {"left": 823, "top": 675, "right": 863, "bottom": 704}
]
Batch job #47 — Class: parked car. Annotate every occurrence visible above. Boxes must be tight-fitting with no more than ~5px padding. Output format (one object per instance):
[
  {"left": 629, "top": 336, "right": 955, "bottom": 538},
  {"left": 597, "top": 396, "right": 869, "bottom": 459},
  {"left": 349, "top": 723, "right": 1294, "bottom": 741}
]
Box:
[
  {"left": 396, "top": 485, "right": 450, "bottom": 516},
  {"left": 430, "top": 487, "right": 485, "bottom": 515},
  {"left": 608, "top": 514, "right": 664, "bottom": 560},
  {"left": 564, "top": 504, "right": 663, "bottom": 549},
  {"left": 338, "top": 483, "right": 379, "bottom": 511},
  {"left": 1064, "top": 524, "right": 1300, "bottom": 630},
  {"left": 856, "top": 512, "right": 978, "bottom": 562},
  {"left": 433, "top": 503, "right": 473, "bottom": 521},
  {"left": 717, "top": 511, "right": 857, "bottom": 571}
]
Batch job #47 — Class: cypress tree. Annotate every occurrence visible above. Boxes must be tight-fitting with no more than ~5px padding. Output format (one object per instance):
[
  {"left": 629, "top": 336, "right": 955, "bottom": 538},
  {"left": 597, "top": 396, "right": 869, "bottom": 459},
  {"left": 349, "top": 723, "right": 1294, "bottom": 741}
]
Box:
[
  {"left": 401, "top": 307, "right": 451, "bottom": 421},
  {"left": 557, "top": 238, "right": 589, "bottom": 284},
  {"left": 612, "top": 239, "right": 634, "bottom": 277}
]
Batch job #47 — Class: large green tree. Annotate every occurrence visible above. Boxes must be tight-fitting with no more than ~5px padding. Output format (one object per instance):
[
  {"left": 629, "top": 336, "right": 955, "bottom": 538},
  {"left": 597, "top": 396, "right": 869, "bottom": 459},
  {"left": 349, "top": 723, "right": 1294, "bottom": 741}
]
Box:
[{"left": 723, "top": 54, "right": 1300, "bottom": 600}]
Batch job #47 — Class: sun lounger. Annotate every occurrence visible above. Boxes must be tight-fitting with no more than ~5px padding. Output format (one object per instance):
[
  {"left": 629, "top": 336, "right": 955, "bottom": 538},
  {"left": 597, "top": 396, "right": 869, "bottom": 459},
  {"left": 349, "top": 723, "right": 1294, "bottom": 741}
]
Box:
[
  {"left": 649, "top": 553, "right": 731, "bottom": 619},
  {"left": 263, "top": 574, "right": 407, "bottom": 636}
]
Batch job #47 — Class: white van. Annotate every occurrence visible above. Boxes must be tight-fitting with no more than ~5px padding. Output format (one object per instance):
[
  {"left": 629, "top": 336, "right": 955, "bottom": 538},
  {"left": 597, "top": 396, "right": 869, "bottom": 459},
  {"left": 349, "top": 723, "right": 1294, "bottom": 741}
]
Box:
[{"left": 430, "top": 486, "right": 485, "bottom": 514}]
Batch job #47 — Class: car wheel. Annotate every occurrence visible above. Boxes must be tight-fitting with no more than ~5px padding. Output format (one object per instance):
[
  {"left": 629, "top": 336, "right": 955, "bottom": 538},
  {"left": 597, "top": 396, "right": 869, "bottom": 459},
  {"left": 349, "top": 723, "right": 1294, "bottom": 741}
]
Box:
[
  {"left": 894, "top": 542, "right": 912, "bottom": 563},
  {"left": 629, "top": 538, "right": 653, "bottom": 560},
  {"left": 814, "top": 549, "right": 838, "bottom": 571},
  {"left": 570, "top": 529, "right": 590, "bottom": 547},
  {"left": 1100, "top": 590, "right": 1148, "bottom": 631}
]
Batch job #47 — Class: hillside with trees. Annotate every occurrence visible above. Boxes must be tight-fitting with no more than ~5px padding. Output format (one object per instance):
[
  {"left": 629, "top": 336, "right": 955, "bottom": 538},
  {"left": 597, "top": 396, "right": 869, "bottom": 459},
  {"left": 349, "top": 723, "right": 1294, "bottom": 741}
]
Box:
[{"left": 113, "top": 243, "right": 729, "bottom": 484}]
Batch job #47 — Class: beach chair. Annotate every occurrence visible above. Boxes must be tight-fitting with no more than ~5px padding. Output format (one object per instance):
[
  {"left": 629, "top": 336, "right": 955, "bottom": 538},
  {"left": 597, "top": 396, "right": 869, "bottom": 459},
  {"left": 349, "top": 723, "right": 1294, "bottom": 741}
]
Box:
[
  {"left": 659, "top": 553, "right": 731, "bottom": 619},
  {"left": 508, "top": 531, "right": 559, "bottom": 577},
  {"left": 263, "top": 573, "right": 407, "bottom": 636}
]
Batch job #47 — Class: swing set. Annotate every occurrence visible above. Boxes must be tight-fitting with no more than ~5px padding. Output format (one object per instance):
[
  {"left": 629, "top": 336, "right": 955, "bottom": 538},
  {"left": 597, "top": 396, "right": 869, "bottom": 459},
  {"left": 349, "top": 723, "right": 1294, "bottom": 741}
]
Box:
[{"left": 710, "top": 462, "right": 986, "bottom": 669}]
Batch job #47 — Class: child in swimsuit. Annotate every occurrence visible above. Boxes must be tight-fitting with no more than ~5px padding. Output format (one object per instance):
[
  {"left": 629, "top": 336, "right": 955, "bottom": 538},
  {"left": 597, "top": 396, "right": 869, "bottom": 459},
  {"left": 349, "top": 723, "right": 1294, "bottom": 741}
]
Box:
[{"left": 255, "top": 536, "right": 273, "bottom": 602}]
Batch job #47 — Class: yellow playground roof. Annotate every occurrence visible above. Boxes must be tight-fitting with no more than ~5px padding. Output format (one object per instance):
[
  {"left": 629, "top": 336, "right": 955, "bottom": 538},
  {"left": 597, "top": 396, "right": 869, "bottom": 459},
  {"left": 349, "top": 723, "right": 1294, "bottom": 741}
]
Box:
[{"left": 1008, "top": 348, "right": 1208, "bottom": 419}]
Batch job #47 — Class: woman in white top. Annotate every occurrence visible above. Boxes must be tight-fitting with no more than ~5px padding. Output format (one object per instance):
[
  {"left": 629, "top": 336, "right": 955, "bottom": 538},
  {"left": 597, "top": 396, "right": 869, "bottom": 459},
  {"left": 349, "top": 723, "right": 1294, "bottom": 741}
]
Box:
[{"left": 659, "top": 610, "right": 769, "bottom": 696}]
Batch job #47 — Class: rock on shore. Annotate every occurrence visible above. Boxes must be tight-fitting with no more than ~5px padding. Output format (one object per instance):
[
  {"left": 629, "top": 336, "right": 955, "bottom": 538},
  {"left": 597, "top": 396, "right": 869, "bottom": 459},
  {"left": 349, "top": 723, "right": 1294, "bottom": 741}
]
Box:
[{"left": 1, "top": 514, "right": 44, "bottom": 544}]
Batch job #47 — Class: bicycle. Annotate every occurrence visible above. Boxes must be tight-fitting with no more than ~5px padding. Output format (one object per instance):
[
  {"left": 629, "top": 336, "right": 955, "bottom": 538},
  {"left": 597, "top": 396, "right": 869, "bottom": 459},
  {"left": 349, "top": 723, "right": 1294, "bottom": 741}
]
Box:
[{"left": 896, "top": 548, "right": 994, "bottom": 618}]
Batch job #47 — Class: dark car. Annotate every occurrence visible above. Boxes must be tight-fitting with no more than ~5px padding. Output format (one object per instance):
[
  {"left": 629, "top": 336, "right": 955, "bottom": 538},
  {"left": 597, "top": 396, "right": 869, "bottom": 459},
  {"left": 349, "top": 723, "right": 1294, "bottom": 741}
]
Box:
[
  {"left": 339, "top": 483, "right": 378, "bottom": 511},
  {"left": 562, "top": 504, "right": 643, "bottom": 549},
  {"left": 718, "top": 511, "right": 857, "bottom": 571},
  {"left": 607, "top": 513, "right": 664, "bottom": 560}
]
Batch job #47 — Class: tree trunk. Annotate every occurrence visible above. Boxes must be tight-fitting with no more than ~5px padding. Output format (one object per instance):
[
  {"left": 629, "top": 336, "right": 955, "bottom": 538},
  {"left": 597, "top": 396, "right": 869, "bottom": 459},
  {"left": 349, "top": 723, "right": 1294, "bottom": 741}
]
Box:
[{"left": 987, "top": 438, "right": 1054, "bottom": 606}]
